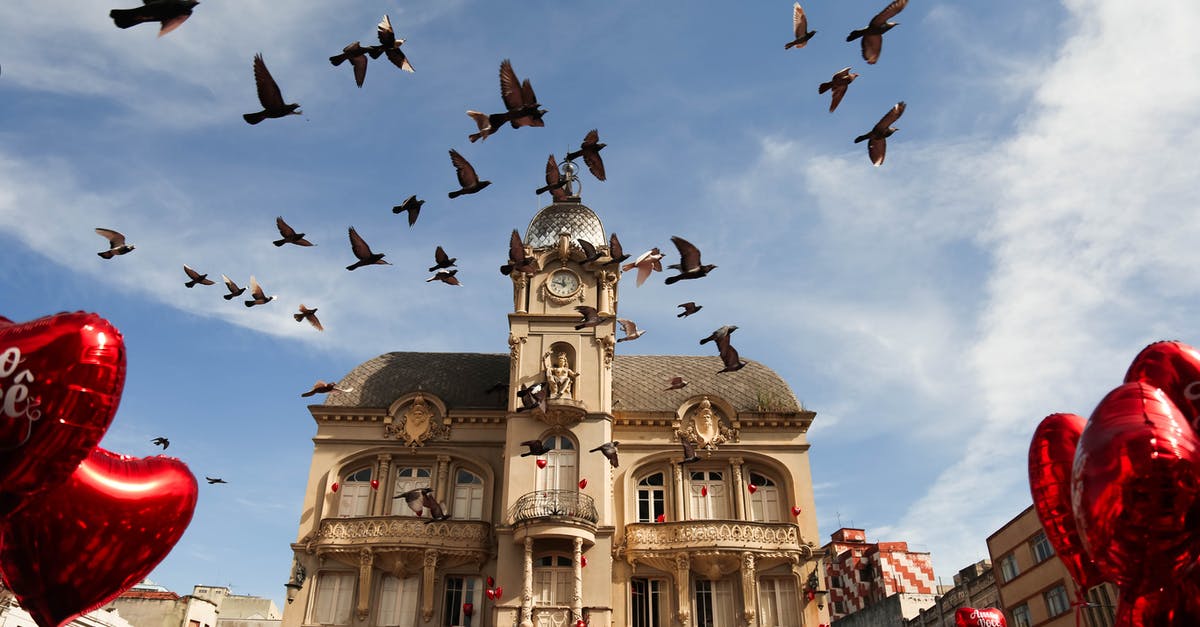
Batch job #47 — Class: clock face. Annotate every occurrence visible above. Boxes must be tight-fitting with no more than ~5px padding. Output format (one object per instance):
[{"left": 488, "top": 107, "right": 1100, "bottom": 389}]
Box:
[{"left": 548, "top": 269, "right": 580, "bottom": 297}]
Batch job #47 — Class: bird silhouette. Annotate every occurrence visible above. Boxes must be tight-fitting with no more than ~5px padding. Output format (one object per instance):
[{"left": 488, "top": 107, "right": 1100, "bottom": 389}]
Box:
[
  {"left": 575, "top": 306, "right": 611, "bottom": 330},
  {"left": 499, "top": 59, "right": 546, "bottom": 129},
  {"left": 427, "top": 269, "right": 461, "bottom": 286},
  {"left": 603, "top": 233, "right": 630, "bottom": 266},
  {"left": 394, "top": 487, "right": 429, "bottom": 516},
  {"left": 616, "top": 319, "right": 645, "bottom": 343},
  {"left": 516, "top": 382, "right": 547, "bottom": 413},
  {"left": 96, "top": 228, "right": 135, "bottom": 259},
  {"left": 622, "top": 248, "right": 663, "bottom": 287},
  {"left": 665, "top": 376, "right": 689, "bottom": 391},
  {"left": 819, "top": 67, "right": 858, "bottom": 113},
  {"left": 243, "top": 54, "right": 301, "bottom": 124},
  {"left": 330, "top": 42, "right": 370, "bottom": 87},
  {"left": 855, "top": 101, "right": 906, "bottom": 166},
  {"left": 589, "top": 441, "right": 620, "bottom": 468},
  {"left": 679, "top": 440, "right": 701, "bottom": 465},
  {"left": 500, "top": 229, "right": 538, "bottom": 276},
  {"left": 205, "top": 477, "right": 227, "bottom": 485},
  {"left": 665, "top": 236, "right": 717, "bottom": 284},
  {"left": 677, "top": 302, "right": 702, "bottom": 318},
  {"left": 301, "top": 380, "right": 353, "bottom": 398},
  {"left": 182, "top": 264, "right": 215, "bottom": 288},
  {"left": 700, "top": 325, "right": 738, "bottom": 345},
  {"left": 447, "top": 149, "right": 492, "bottom": 198},
  {"left": 577, "top": 238, "right": 603, "bottom": 265},
  {"left": 345, "top": 226, "right": 390, "bottom": 270},
  {"left": 466, "top": 110, "right": 510, "bottom": 143},
  {"left": 535, "top": 154, "right": 571, "bottom": 200},
  {"left": 274, "top": 216, "right": 314, "bottom": 246},
  {"left": 151, "top": 437, "right": 170, "bottom": 450},
  {"left": 520, "top": 439, "right": 553, "bottom": 456},
  {"left": 221, "top": 275, "right": 246, "bottom": 301},
  {"left": 110, "top": 0, "right": 198, "bottom": 36},
  {"left": 243, "top": 276, "right": 276, "bottom": 307},
  {"left": 393, "top": 195, "right": 424, "bottom": 227},
  {"left": 369, "top": 15, "right": 414, "bottom": 73},
  {"left": 716, "top": 336, "right": 748, "bottom": 373},
  {"left": 785, "top": 3, "right": 816, "bottom": 49},
  {"left": 429, "top": 246, "right": 456, "bottom": 272},
  {"left": 564, "top": 129, "right": 606, "bottom": 181},
  {"left": 294, "top": 305, "right": 323, "bottom": 331},
  {"left": 847, "top": 0, "right": 908, "bottom": 64}
]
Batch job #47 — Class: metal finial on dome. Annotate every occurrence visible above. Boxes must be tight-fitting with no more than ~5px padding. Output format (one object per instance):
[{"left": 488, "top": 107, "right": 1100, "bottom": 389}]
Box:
[{"left": 560, "top": 159, "right": 581, "bottom": 197}]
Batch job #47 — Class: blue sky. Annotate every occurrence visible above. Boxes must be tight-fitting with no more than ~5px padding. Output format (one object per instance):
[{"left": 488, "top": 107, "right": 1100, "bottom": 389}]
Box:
[{"left": 3, "top": 0, "right": 1200, "bottom": 607}]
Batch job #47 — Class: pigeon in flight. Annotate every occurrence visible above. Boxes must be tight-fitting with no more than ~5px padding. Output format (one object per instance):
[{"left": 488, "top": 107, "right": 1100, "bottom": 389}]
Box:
[
  {"left": 205, "top": 477, "right": 227, "bottom": 484},
  {"left": 429, "top": 246, "right": 456, "bottom": 272},
  {"left": 564, "top": 129, "right": 606, "bottom": 181},
  {"left": 301, "top": 381, "right": 353, "bottom": 397},
  {"left": 847, "top": 0, "right": 908, "bottom": 65},
  {"left": 330, "top": 42, "right": 370, "bottom": 87},
  {"left": 466, "top": 110, "right": 510, "bottom": 143},
  {"left": 346, "top": 226, "right": 390, "bottom": 270},
  {"left": 589, "top": 441, "right": 620, "bottom": 468},
  {"left": 520, "top": 439, "right": 553, "bottom": 456},
  {"left": 716, "top": 337, "right": 748, "bottom": 373},
  {"left": 221, "top": 275, "right": 246, "bottom": 300},
  {"left": 274, "top": 216, "right": 314, "bottom": 247},
  {"left": 243, "top": 275, "right": 276, "bottom": 307},
  {"left": 785, "top": 3, "right": 816, "bottom": 49},
  {"left": 499, "top": 59, "right": 546, "bottom": 129},
  {"left": 616, "top": 319, "right": 645, "bottom": 343},
  {"left": 447, "top": 149, "right": 492, "bottom": 198},
  {"left": 427, "top": 269, "right": 461, "bottom": 286},
  {"left": 700, "top": 325, "right": 738, "bottom": 345},
  {"left": 622, "top": 248, "right": 663, "bottom": 287},
  {"left": 665, "top": 376, "right": 688, "bottom": 391},
  {"left": 393, "top": 195, "right": 424, "bottom": 227},
  {"left": 243, "top": 54, "right": 301, "bottom": 124},
  {"left": 370, "top": 15, "right": 414, "bottom": 73},
  {"left": 665, "top": 236, "right": 717, "bottom": 284},
  {"left": 679, "top": 440, "right": 701, "bottom": 465},
  {"left": 294, "top": 304, "right": 323, "bottom": 331},
  {"left": 855, "top": 101, "right": 906, "bottom": 166},
  {"left": 577, "top": 239, "right": 603, "bottom": 264},
  {"left": 515, "top": 382, "right": 547, "bottom": 413},
  {"left": 182, "top": 264, "right": 215, "bottom": 288},
  {"left": 96, "top": 228, "right": 135, "bottom": 259},
  {"left": 535, "top": 154, "right": 571, "bottom": 200},
  {"left": 394, "top": 487, "right": 429, "bottom": 516},
  {"left": 677, "top": 302, "right": 702, "bottom": 318},
  {"left": 575, "top": 306, "right": 611, "bottom": 330},
  {"left": 603, "top": 233, "right": 630, "bottom": 266},
  {"left": 151, "top": 437, "right": 170, "bottom": 450},
  {"left": 819, "top": 67, "right": 858, "bottom": 113},
  {"left": 500, "top": 229, "right": 538, "bottom": 276},
  {"left": 110, "top": 0, "right": 198, "bottom": 36}
]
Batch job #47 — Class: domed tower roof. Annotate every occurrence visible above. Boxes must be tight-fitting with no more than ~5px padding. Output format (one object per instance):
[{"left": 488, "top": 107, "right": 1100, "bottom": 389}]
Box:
[{"left": 524, "top": 200, "right": 605, "bottom": 250}]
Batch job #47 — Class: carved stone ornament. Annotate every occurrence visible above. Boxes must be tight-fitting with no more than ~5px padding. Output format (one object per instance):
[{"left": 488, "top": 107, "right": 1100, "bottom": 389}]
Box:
[
  {"left": 596, "top": 335, "right": 616, "bottom": 368},
  {"left": 384, "top": 394, "right": 450, "bottom": 447},
  {"left": 673, "top": 397, "right": 737, "bottom": 451}
]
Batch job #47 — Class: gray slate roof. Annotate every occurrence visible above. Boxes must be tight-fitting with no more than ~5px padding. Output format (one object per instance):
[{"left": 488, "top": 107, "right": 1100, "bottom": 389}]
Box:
[{"left": 324, "top": 352, "right": 800, "bottom": 413}]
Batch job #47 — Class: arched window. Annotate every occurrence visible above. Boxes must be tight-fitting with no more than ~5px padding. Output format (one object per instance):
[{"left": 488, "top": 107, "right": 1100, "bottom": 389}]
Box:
[
  {"left": 452, "top": 469, "right": 484, "bottom": 521},
  {"left": 533, "top": 555, "right": 573, "bottom": 606},
  {"left": 339, "top": 467, "right": 372, "bottom": 518},
  {"left": 390, "top": 466, "right": 432, "bottom": 516},
  {"left": 689, "top": 470, "right": 729, "bottom": 520},
  {"left": 535, "top": 435, "right": 577, "bottom": 492},
  {"left": 636, "top": 472, "right": 666, "bottom": 523},
  {"left": 748, "top": 471, "right": 781, "bottom": 522}
]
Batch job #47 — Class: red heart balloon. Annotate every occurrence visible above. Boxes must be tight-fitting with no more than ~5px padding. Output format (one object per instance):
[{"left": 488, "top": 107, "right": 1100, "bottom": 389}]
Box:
[
  {"left": 578, "top": 478, "right": 587, "bottom": 489},
  {"left": 494, "top": 586, "right": 502, "bottom": 598},
  {"left": 954, "top": 607, "right": 1006, "bottom": 627},
  {"left": 370, "top": 479, "right": 379, "bottom": 490},
  {"left": 576, "top": 620, "right": 586, "bottom": 627},
  {"left": 331, "top": 481, "right": 339, "bottom": 492},
  {"left": 655, "top": 513, "right": 665, "bottom": 523},
  {"left": 536, "top": 459, "right": 547, "bottom": 469},
  {"left": 700, "top": 485, "right": 707, "bottom": 497},
  {"left": 747, "top": 483, "right": 757, "bottom": 494},
  {"left": 0, "top": 312, "right": 126, "bottom": 515},
  {"left": 485, "top": 588, "right": 495, "bottom": 600},
  {"left": 1073, "top": 382, "right": 1200, "bottom": 591},
  {"left": 0, "top": 447, "right": 198, "bottom": 627},
  {"left": 1028, "top": 412, "right": 1103, "bottom": 592},
  {"left": 486, "top": 576, "right": 494, "bottom": 587},
  {"left": 580, "top": 556, "right": 588, "bottom": 568},
  {"left": 1125, "top": 341, "right": 1200, "bottom": 428},
  {"left": 791, "top": 506, "right": 802, "bottom": 517}
]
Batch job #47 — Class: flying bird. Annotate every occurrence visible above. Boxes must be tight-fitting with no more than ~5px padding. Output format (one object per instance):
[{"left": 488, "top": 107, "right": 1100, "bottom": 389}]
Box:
[
  {"left": 243, "top": 54, "right": 301, "bottom": 125},
  {"left": 577, "top": 238, "right": 602, "bottom": 264},
  {"left": 499, "top": 59, "right": 546, "bottom": 129},
  {"left": 301, "top": 380, "right": 353, "bottom": 397},
  {"left": 369, "top": 15, "right": 414, "bottom": 73},
  {"left": 622, "top": 248, "right": 663, "bottom": 287},
  {"left": 515, "top": 382, "right": 547, "bottom": 413},
  {"left": 784, "top": 3, "right": 816, "bottom": 49},
  {"left": 665, "top": 376, "right": 688, "bottom": 391},
  {"left": 535, "top": 154, "right": 571, "bottom": 200},
  {"left": 447, "top": 149, "right": 492, "bottom": 198},
  {"left": 393, "top": 195, "right": 424, "bottom": 226},
  {"left": 243, "top": 275, "right": 276, "bottom": 307},
  {"left": 847, "top": 0, "right": 908, "bottom": 64},
  {"left": 345, "top": 226, "right": 390, "bottom": 270},
  {"left": 616, "top": 319, "right": 645, "bottom": 343},
  {"left": 205, "top": 477, "right": 227, "bottom": 485},
  {"left": 500, "top": 229, "right": 538, "bottom": 276},
  {"left": 151, "top": 437, "right": 170, "bottom": 450},
  {"left": 564, "top": 129, "right": 606, "bottom": 181},
  {"left": 429, "top": 246, "right": 457, "bottom": 272},
  {"left": 394, "top": 487, "right": 429, "bottom": 516},
  {"left": 110, "top": 0, "right": 198, "bottom": 36},
  {"left": 603, "top": 233, "right": 630, "bottom": 266},
  {"left": 294, "top": 304, "right": 323, "bottom": 331},
  {"left": 96, "top": 228, "right": 135, "bottom": 259},
  {"left": 466, "top": 110, "right": 510, "bottom": 143},
  {"left": 575, "top": 306, "right": 611, "bottom": 330},
  {"left": 679, "top": 439, "right": 701, "bottom": 465},
  {"left": 182, "top": 264, "right": 215, "bottom": 288},
  {"left": 221, "top": 275, "right": 246, "bottom": 300},
  {"left": 818, "top": 67, "right": 858, "bottom": 113},
  {"left": 854, "top": 101, "right": 906, "bottom": 166},
  {"left": 427, "top": 269, "right": 461, "bottom": 286},
  {"left": 589, "top": 441, "right": 620, "bottom": 468},
  {"left": 330, "top": 42, "right": 370, "bottom": 87},
  {"left": 274, "top": 216, "right": 314, "bottom": 247},
  {"left": 716, "top": 337, "right": 748, "bottom": 373},
  {"left": 700, "top": 325, "right": 738, "bottom": 345},
  {"left": 520, "top": 439, "right": 553, "bottom": 456},
  {"left": 677, "top": 302, "right": 702, "bottom": 318},
  {"left": 664, "top": 236, "right": 717, "bottom": 284}
]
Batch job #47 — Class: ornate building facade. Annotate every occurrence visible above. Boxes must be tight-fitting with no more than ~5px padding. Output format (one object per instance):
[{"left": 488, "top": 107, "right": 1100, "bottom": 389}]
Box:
[{"left": 279, "top": 190, "right": 827, "bottom": 627}]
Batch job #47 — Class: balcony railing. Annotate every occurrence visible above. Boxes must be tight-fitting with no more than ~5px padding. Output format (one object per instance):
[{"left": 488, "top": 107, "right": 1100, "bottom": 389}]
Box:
[
  {"left": 508, "top": 490, "right": 598, "bottom": 526},
  {"left": 313, "top": 515, "right": 492, "bottom": 551},
  {"left": 623, "top": 520, "right": 803, "bottom": 553}
]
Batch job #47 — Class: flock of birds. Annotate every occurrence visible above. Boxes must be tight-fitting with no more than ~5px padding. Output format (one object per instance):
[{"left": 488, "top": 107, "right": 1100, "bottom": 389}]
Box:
[{"left": 98, "top": 0, "right": 910, "bottom": 510}]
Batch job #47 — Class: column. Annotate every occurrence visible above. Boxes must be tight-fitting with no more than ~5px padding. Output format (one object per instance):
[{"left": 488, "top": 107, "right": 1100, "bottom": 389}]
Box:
[
  {"left": 730, "top": 457, "right": 745, "bottom": 520},
  {"left": 672, "top": 462, "right": 686, "bottom": 520},
  {"left": 436, "top": 455, "right": 451, "bottom": 504},
  {"left": 521, "top": 537, "right": 534, "bottom": 627},
  {"left": 740, "top": 552, "right": 758, "bottom": 627},
  {"left": 513, "top": 273, "right": 528, "bottom": 314},
  {"left": 357, "top": 549, "right": 374, "bottom": 621},
  {"left": 374, "top": 454, "right": 392, "bottom": 516},
  {"left": 422, "top": 549, "right": 439, "bottom": 622},
  {"left": 674, "top": 553, "right": 691, "bottom": 627},
  {"left": 572, "top": 537, "right": 584, "bottom": 623}
]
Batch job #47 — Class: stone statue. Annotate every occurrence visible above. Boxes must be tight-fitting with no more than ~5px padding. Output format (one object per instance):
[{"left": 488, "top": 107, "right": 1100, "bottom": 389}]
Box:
[{"left": 543, "top": 351, "right": 579, "bottom": 399}]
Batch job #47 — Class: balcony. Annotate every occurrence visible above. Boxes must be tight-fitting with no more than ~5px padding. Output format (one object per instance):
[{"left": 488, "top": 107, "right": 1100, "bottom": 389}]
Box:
[
  {"left": 507, "top": 490, "right": 598, "bottom": 546},
  {"left": 620, "top": 520, "right": 817, "bottom": 576},
  {"left": 305, "top": 516, "right": 492, "bottom": 572}
]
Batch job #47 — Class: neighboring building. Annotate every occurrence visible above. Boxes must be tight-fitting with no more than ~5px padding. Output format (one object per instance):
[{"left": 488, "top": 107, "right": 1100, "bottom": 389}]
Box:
[
  {"left": 831, "top": 592, "right": 936, "bottom": 627},
  {"left": 906, "top": 561, "right": 1000, "bottom": 627},
  {"left": 103, "top": 588, "right": 217, "bottom": 627},
  {"left": 0, "top": 584, "right": 139, "bottom": 627},
  {"left": 823, "top": 528, "right": 936, "bottom": 623},
  {"left": 279, "top": 184, "right": 828, "bottom": 627},
  {"left": 986, "top": 505, "right": 1116, "bottom": 627},
  {"left": 191, "top": 586, "right": 281, "bottom": 627}
]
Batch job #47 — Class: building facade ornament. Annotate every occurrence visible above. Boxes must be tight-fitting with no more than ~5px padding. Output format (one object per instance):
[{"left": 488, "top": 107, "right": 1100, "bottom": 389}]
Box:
[
  {"left": 674, "top": 396, "right": 738, "bottom": 452},
  {"left": 543, "top": 351, "right": 579, "bottom": 400},
  {"left": 383, "top": 393, "right": 450, "bottom": 448}
]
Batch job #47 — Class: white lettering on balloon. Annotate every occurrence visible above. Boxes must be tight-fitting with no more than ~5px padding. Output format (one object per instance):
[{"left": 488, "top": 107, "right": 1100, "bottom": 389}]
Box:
[
  {"left": 0, "top": 347, "right": 42, "bottom": 448},
  {"left": 968, "top": 609, "right": 1004, "bottom": 627}
]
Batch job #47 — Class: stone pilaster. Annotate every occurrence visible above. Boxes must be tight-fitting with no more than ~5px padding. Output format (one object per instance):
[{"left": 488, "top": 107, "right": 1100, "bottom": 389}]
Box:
[
  {"left": 521, "top": 537, "right": 534, "bottom": 627},
  {"left": 730, "top": 457, "right": 745, "bottom": 520},
  {"left": 356, "top": 549, "right": 374, "bottom": 620},
  {"left": 373, "top": 454, "right": 392, "bottom": 516}
]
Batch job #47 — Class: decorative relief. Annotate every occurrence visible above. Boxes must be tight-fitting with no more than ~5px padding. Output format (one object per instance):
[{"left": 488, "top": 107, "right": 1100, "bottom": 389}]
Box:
[
  {"left": 384, "top": 394, "right": 450, "bottom": 448},
  {"left": 316, "top": 518, "right": 492, "bottom": 550},
  {"left": 673, "top": 397, "right": 738, "bottom": 451},
  {"left": 509, "top": 334, "right": 526, "bottom": 361},
  {"left": 625, "top": 521, "right": 799, "bottom": 548},
  {"left": 596, "top": 335, "right": 615, "bottom": 368}
]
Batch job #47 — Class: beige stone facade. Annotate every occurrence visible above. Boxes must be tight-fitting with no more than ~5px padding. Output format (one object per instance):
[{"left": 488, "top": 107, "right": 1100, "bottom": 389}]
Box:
[{"left": 280, "top": 197, "right": 827, "bottom": 627}]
